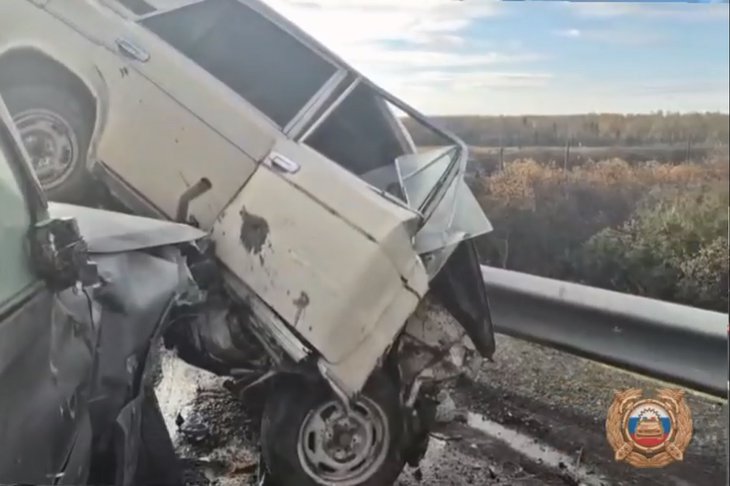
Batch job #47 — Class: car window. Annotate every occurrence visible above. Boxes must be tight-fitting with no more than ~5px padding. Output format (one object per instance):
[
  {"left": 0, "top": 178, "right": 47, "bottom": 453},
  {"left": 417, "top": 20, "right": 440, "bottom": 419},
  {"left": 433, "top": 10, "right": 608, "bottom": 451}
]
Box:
[
  {"left": 307, "top": 83, "right": 409, "bottom": 178},
  {"left": 0, "top": 135, "right": 36, "bottom": 308},
  {"left": 140, "top": 0, "right": 338, "bottom": 127}
]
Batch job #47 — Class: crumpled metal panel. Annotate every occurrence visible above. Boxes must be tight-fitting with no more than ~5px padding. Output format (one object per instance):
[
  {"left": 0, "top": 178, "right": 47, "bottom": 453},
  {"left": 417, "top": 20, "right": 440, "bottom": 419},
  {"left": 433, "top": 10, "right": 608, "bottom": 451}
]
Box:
[
  {"left": 397, "top": 295, "right": 483, "bottom": 390},
  {"left": 211, "top": 150, "right": 429, "bottom": 392},
  {"left": 0, "top": 242, "right": 200, "bottom": 485},
  {"left": 431, "top": 241, "right": 496, "bottom": 359},
  {"left": 415, "top": 179, "right": 493, "bottom": 257},
  {"left": 0, "top": 288, "right": 96, "bottom": 486},
  {"left": 396, "top": 149, "right": 493, "bottom": 260},
  {"left": 48, "top": 202, "right": 206, "bottom": 253},
  {"left": 397, "top": 147, "right": 456, "bottom": 210},
  {"left": 88, "top": 247, "right": 198, "bottom": 486}
]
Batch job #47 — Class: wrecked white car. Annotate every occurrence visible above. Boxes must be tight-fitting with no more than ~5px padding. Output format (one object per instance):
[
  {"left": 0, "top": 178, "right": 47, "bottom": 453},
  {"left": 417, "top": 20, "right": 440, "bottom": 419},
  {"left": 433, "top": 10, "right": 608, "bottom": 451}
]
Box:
[{"left": 1, "top": 1, "right": 496, "bottom": 484}]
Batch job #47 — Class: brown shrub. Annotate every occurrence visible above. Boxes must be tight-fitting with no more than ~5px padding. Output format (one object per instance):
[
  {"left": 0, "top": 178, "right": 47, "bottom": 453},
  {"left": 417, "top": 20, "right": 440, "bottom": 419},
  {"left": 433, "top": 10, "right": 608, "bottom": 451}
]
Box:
[{"left": 473, "top": 157, "right": 729, "bottom": 310}]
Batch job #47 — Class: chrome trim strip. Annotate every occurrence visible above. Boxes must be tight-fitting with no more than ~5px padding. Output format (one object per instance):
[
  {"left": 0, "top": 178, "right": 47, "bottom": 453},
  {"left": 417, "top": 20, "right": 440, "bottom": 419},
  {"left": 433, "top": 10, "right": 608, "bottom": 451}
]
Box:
[
  {"left": 299, "top": 78, "right": 361, "bottom": 142},
  {"left": 284, "top": 69, "right": 348, "bottom": 138}
]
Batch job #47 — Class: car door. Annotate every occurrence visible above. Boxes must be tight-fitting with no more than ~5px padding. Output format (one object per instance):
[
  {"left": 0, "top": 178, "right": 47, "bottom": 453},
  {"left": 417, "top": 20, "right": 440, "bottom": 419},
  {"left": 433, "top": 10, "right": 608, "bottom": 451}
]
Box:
[
  {"left": 36, "top": 0, "right": 266, "bottom": 227},
  {"left": 108, "top": 0, "right": 350, "bottom": 226},
  {"left": 42, "top": 0, "right": 346, "bottom": 229},
  {"left": 211, "top": 133, "right": 432, "bottom": 393},
  {"left": 0, "top": 98, "right": 95, "bottom": 485}
]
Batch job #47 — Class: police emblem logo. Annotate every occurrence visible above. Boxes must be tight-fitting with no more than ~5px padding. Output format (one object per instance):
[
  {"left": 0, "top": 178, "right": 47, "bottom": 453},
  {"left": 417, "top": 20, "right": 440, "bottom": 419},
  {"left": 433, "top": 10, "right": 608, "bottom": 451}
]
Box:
[{"left": 606, "top": 388, "right": 693, "bottom": 468}]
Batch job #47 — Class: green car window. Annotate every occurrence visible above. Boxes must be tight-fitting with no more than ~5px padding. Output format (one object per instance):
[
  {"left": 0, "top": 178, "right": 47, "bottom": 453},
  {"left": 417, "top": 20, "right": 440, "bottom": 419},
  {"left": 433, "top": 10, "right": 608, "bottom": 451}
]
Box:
[{"left": 0, "top": 136, "right": 36, "bottom": 309}]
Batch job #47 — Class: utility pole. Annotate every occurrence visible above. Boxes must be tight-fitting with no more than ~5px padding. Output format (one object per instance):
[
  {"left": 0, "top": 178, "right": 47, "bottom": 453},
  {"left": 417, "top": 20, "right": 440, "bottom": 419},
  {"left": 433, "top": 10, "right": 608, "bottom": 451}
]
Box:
[{"left": 499, "top": 116, "right": 505, "bottom": 172}]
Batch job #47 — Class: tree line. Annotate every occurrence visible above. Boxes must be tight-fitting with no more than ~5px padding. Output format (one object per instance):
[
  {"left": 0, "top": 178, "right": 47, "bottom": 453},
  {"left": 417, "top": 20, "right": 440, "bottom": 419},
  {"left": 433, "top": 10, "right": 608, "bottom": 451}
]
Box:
[{"left": 404, "top": 112, "right": 729, "bottom": 148}]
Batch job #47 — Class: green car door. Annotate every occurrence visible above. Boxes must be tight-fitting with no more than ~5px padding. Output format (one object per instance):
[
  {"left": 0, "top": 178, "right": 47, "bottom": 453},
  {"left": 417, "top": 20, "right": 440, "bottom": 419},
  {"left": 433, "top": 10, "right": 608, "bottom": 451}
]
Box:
[{"left": 0, "top": 96, "right": 95, "bottom": 485}]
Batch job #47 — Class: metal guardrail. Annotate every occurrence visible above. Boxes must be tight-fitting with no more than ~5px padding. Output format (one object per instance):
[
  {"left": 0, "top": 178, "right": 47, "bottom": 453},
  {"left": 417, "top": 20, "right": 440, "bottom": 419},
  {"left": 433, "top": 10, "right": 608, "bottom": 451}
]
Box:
[{"left": 481, "top": 266, "right": 728, "bottom": 398}]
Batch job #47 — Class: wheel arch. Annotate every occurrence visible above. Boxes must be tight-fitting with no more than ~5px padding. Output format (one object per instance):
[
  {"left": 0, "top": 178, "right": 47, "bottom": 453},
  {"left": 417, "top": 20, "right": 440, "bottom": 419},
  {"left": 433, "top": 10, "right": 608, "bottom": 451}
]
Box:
[{"left": 0, "top": 46, "right": 108, "bottom": 168}]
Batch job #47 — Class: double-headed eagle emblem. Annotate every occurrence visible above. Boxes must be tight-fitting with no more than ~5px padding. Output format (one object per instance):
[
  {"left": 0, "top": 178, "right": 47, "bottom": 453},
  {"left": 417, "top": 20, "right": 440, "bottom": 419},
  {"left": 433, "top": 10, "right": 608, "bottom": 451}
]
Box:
[{"left": 606, "top": 388, "right": 693, "bottom": 468}]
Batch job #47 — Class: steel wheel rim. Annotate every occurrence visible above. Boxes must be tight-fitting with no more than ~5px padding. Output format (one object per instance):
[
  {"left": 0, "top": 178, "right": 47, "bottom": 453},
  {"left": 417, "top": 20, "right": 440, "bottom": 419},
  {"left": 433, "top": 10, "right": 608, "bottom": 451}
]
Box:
[
  {"left": 14, "top": 108, "right": 79, "bottom": 189},
  {"left": 297, "top": 396, "right": 390, "bottom": 485}
]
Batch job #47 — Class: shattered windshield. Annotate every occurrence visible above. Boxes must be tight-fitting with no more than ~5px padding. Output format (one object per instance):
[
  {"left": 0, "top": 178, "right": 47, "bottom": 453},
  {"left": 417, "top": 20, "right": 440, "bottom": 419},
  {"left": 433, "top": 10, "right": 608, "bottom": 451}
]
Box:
[
  {"left": 303, "top": 81, "right": 463, "bottom": 216},
  {"left": 396, "top": 146, "right": 460, "bottom": 210}
]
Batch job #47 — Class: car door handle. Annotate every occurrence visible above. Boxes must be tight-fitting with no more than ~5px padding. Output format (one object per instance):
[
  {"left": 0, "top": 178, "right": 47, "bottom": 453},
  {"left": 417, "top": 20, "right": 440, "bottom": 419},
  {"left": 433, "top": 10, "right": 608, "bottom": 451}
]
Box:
[
  {"left": 266, "top": 154, "right": 300, "bottom": 174},
  {"left": 115, "top": 38, "right": 150, "bottom": 62}
]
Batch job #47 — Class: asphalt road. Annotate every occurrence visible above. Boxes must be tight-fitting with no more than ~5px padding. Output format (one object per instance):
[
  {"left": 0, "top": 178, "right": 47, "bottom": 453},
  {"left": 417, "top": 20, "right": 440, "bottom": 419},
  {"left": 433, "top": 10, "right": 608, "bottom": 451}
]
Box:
[{"left": 156, "top": 335, "right": 728, "bottom": 486}]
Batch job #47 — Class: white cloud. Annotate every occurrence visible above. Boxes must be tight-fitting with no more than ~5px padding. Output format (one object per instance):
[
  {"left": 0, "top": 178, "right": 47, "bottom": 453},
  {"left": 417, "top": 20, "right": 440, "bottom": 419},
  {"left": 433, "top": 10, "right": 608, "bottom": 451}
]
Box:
[
  {"left": 554, "top": 28, "right": 582, "bottom": 38},
  {"left": 402, "top": 79, "right": 730, "bottom": 116},
  {"left": 408, "top": 70, "right": 553, "bottom": 89},
  {"left": 261, "top": 1, "right": 727, "bottom": 115},
  {"left": 591, "top": 30, "right": 667, "bottom": 46},
  {"left": 566, "top": 3, "right": 645, "bottom": 18},
  {"left": 265, "top": 0, "right": 502, "bottom": 50},
  {"left": 339, "top": 46, "right": 542, "bottom": 70},
  {"left": 262, "top": 0, "right": 546, "bottom": 104},
  {"left": 567, "top": 2, "right": 729, "bottom": 21},
  {"left": 554, "top": 28, "right": 666, "bottom": 46}
]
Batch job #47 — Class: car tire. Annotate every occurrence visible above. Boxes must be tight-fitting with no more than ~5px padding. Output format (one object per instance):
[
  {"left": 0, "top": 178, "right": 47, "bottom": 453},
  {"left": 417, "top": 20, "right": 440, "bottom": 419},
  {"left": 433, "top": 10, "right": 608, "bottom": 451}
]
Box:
[
  {"left": 4, "top": 84, "right": 94, "bottom": 204},
  {"left": 261, "top": 372, "right": 406, "bottom": 486}
]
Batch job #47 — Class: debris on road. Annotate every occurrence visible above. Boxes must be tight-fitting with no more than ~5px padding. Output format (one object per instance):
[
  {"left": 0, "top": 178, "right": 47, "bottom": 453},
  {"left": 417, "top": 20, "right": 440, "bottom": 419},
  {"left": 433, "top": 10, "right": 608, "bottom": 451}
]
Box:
[{"left": 157, "top": 335, "right": 727, "bottom": 486}]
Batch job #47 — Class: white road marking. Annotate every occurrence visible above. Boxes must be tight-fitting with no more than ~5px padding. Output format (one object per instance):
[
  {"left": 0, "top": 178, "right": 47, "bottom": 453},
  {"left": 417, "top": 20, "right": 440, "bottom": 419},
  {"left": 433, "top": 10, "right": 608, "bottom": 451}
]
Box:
[{"left": 466, "top": 412, "right": 607, "bottom": 486}]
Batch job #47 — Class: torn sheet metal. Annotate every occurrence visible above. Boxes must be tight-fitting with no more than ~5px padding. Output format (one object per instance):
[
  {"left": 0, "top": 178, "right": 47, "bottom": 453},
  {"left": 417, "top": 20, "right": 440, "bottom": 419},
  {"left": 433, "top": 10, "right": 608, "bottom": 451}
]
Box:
[
  {"left": 397, "top": 295, "right": 483, "bottom": 393},
  {"left": 431, "top": 240, "right": 496, "bottom": 359},
  {"left": 397, "top": 147, "right": 457, "bottom": 210},
  {"left": 415, "top": 178, "right": 493, "bottom": 268},
  {"left": 0, "top": 241, "right": 201, "bottom": 485},
  {"left": 48, "top": 202, "right": 206, "bottom": 253},
  {"left": 396, "top": 149, "right": 493, "bottom": 262},
  {"left": 165, "top": 298, "right": 271, "bottom": 376},
  {"left": 0, "top": 288, "right": 96, "bottom": 486},
  {"left": 86, "top": 246, "right": 200, "bottom": 485}
]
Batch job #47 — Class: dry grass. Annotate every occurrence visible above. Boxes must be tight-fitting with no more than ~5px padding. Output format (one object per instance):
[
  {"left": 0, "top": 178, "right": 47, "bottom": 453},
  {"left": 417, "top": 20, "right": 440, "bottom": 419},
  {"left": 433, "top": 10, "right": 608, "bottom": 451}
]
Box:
[{"left": 471, "top": 157, "right": 728, "bottom": 310}]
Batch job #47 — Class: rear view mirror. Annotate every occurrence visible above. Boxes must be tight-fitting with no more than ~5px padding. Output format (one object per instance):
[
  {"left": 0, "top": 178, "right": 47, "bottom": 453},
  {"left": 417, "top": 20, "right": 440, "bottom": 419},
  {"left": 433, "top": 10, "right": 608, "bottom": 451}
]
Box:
[{"left": 31, "top": 216, "right": 98, "bottom": 290}]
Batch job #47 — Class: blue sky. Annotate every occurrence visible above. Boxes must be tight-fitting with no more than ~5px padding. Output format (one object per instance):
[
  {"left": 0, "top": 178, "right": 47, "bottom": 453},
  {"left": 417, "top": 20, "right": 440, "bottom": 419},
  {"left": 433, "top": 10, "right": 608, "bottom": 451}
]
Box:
[{"left": 264, "top": 0, "right": 729, "bottom": 115}]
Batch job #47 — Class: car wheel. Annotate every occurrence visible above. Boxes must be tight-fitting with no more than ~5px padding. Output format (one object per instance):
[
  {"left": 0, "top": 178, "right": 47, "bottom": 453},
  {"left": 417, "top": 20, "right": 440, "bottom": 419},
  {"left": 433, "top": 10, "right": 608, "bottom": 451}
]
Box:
[
  {"left": 4, "top": 84, "right": 93, "bottom": 203},
  {"left": 261, "top": 372, "right": 406, "bottom": 486}
]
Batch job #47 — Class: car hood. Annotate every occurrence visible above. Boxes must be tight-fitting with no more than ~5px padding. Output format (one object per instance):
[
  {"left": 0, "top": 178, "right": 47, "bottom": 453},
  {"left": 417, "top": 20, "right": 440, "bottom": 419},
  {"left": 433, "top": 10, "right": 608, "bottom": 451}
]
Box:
[{"left": 49, "top": 203, "right": 206, "bottom": 253}]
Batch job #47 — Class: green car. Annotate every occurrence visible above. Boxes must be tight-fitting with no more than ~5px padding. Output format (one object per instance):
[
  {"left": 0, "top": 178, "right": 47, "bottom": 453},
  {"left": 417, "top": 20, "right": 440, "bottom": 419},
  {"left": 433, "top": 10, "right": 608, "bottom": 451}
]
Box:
[{"left": 0, "top": 93, "right": 207, "bottom": 486}]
